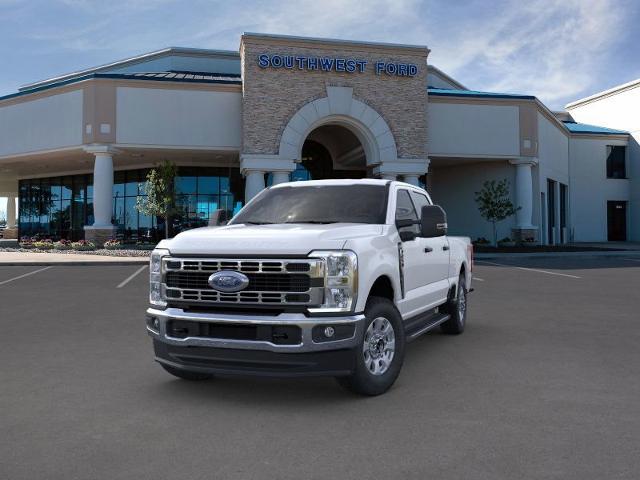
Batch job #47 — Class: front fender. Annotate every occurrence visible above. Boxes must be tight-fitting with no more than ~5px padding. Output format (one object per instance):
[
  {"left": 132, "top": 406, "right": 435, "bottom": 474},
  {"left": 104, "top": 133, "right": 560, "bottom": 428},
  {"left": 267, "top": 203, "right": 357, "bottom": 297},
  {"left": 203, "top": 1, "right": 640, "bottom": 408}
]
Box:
[{"left": 345, "top": 232, "right": 402, "bottom": 313}]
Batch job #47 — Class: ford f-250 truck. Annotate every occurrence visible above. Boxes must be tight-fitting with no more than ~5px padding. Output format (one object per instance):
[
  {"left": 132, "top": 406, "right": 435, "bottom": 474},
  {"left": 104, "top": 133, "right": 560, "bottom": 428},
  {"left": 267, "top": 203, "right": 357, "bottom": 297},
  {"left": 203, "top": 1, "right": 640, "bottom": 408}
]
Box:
[{"left": 146, "top": 179, "right": 473, "bottom": 395}]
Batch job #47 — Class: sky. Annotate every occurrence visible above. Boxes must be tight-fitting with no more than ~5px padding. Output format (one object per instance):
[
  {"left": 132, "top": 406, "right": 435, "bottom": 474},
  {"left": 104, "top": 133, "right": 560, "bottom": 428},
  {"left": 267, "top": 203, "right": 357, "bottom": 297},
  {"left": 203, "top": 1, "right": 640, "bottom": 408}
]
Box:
[{"left": 1, "top": 0, "right": 639, "bottom": 214}]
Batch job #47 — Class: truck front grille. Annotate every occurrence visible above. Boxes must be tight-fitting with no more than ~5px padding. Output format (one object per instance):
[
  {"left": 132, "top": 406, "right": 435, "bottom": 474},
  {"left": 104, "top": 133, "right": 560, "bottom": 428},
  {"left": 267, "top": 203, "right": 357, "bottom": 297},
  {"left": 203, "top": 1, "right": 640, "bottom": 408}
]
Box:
[
  {"left": 162, "top": 257, "right": 324, "bottom": 307},
  {"left": 166, "top": 271, "right": 313, "bottom": 292}
]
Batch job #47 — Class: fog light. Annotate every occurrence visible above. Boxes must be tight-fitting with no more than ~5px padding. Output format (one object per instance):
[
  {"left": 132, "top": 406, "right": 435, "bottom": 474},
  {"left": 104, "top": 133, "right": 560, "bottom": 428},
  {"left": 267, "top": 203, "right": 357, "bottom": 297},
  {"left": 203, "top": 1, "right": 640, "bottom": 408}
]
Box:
[
  {"left": 146, "top": 315, "right": 160, "bottom": 332},
  {"left": 324, "top": 326, "right": 335, "bottom": 338}
]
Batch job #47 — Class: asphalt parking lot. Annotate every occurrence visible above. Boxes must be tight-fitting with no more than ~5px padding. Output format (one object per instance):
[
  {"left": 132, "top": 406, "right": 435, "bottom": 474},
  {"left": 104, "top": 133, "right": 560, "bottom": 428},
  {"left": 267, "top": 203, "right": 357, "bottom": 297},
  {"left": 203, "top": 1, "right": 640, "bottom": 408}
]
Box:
[{"left": 1, "top": 256, "right": 640, "bottom": 479}]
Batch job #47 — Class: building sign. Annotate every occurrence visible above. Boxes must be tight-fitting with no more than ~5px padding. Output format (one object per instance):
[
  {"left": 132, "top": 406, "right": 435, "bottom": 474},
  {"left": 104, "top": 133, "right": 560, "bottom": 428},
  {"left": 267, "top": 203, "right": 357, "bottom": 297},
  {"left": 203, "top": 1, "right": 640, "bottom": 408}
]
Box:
[{"left": 257, "top": 53, "right": 418, "bottom": 77}]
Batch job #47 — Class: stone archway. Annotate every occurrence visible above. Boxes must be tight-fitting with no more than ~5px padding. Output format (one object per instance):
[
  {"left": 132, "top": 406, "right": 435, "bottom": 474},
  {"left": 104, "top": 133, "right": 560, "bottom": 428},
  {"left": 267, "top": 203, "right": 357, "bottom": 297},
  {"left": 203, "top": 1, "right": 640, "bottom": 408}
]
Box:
[
  {"left": 278, "top": 86, "right": 398, "bottom": 167},
  {"left": 240, "top": 85, "right": 428, "bottom": 200}
]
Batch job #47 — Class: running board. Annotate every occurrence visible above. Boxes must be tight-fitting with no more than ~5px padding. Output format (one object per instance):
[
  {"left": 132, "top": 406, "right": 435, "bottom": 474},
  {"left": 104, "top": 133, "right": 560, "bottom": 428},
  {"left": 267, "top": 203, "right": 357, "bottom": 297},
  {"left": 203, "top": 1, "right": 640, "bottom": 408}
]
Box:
[{"left": 404, "top": 311, "right": 451, "bottom": 341}]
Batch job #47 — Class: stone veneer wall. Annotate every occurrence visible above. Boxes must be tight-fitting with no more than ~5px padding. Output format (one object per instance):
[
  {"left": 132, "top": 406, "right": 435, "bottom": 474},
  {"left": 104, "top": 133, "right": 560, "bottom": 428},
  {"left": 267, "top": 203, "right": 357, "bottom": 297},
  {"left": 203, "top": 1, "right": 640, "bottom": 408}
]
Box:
[{"left": 240, "top": 36, "right": 429, "bottom": 160}]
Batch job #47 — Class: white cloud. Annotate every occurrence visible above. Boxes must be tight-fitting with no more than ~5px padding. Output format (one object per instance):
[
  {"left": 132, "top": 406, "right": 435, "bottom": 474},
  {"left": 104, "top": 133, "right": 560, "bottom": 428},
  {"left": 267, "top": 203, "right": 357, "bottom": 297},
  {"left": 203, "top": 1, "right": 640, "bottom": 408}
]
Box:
[
  {"left": 3, "top": 0, "right": 634, "bottom": 109},
  {"left": 425, "top": 0, "right": 631, "bottom": 108},
  {"left": 181, "top": 0, "right": 633, "bottom": 107}
]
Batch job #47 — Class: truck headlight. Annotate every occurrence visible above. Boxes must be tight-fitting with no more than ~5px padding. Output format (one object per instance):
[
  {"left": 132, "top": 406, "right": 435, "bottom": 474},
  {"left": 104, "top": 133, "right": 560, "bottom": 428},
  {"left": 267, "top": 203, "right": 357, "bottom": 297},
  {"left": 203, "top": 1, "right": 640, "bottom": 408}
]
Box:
[
  {"left": 308, "top": 250, "right": 358, "bottom": 313},
  {"left": 149, "top": 248, "right": 168, "bottom": 308}
]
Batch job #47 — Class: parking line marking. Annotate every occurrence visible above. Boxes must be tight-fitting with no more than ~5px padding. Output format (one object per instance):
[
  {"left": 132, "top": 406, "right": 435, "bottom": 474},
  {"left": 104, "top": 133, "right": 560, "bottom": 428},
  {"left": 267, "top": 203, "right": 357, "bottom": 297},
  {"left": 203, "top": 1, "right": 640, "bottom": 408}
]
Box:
[
  {"left": 117, "top": 265, "right": 147, "bottom": 289},
  {"left": 473, "top": 277, "right": 485, "bottom": 282},
  {"left": 0, "top": 266, "right": 52, "bottom": 286},
  {"left": 477, "top": 260, "right": 581, "bottom": 279}
]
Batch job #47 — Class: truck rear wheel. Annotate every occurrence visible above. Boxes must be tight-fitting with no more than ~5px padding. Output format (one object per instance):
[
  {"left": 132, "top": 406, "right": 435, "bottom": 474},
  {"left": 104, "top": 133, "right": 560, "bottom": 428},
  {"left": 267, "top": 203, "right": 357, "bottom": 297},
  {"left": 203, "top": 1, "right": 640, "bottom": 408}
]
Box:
[
  {"left": 440, "top": 274, "right": 467, "bottom": 335},
  {"left": 336, "top": 297, "right": 405, "bottom": 396},
  {"left": 160, "top": 363, "right": 213, "bottom": 381}
]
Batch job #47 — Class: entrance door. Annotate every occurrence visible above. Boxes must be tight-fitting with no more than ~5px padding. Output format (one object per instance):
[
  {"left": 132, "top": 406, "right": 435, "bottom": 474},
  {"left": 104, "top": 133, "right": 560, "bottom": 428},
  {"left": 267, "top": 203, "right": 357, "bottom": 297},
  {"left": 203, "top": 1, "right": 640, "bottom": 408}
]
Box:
[
  {"left": 301, "top": 125, "right": 367, "bottom": 180},
  {"left": 607, "top": 201, "right": 627, "bottom": 241},
  {"left": 540, "top": 193, "right": 547, "bottom": 245}
]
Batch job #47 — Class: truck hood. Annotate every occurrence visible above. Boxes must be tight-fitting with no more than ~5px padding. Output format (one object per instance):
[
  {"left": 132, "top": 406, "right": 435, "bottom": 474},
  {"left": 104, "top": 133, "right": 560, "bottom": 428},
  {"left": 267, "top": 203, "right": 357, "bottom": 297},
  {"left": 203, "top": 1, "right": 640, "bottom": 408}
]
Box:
[{"left": 164, "top": 223, "right": 384, "bottom": 256}]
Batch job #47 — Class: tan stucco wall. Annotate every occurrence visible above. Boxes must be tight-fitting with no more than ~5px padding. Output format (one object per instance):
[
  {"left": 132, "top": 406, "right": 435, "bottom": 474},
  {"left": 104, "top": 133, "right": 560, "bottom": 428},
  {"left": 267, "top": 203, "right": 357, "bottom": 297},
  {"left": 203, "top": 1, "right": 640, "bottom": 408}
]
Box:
[{"left": 240, "top": 35, "right": 429, "bottom": 160}]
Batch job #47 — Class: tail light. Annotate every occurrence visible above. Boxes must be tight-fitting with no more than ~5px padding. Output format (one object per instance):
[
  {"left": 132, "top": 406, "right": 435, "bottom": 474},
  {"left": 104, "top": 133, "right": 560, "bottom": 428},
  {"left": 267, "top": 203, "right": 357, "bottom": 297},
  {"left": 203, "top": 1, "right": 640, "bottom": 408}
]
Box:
[{"left": 467, "top": 243, "right": 474, "bottom": 272}]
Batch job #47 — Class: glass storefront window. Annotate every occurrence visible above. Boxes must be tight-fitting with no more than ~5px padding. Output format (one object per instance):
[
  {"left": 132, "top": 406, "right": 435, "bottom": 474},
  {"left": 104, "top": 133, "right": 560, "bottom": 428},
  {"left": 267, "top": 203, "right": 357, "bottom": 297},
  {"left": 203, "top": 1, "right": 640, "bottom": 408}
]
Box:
[
  {"left": 18, "top": 167, "right": 244, "bottom": 241},
  {"left": 176, "top": 175, "right": 197, "bottom": 195}
]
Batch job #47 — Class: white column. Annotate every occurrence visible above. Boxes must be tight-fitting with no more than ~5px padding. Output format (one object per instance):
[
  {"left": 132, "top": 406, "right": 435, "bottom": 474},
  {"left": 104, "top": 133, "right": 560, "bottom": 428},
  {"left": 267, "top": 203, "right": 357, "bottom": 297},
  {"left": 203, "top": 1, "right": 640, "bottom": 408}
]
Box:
[
  {"left": 92, "top": 152, "right": 115, "bottom": 227},
  {"left": 245, "top": 170, "right": 265, "bottom": 202},
  {"left": 271, "top": 171, "right": 290, "bottom": 185},
  {"left": 6, "top": 195, "right": 16, "bottom": 229},
  {"left": 404, "top": 175, "right": 420, "bottom": 186},
  {"left": 510, "top": 158, "right": 537, "bottom": 229}
]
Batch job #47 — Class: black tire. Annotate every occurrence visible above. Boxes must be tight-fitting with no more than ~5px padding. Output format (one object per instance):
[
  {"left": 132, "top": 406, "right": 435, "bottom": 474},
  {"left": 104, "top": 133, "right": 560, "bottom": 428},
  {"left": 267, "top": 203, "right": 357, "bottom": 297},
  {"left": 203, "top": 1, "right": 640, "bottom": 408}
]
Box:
[
  {"left": 440, "top": 273, "right": 467, "bottom": 335},
  {"left": 160, "top": 363, "right": 213, "bottom": 381},
  {"left": 336, "top": 297, "right": 405, "bottom": 396}
]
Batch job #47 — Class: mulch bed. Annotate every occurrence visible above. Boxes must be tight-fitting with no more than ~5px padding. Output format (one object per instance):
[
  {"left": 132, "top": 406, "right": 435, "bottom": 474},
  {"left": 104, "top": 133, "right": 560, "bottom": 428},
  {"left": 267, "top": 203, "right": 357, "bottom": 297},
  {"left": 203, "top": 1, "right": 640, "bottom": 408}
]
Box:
[{"left": 0, "top": 248, "right": 151, "bottom": 257}]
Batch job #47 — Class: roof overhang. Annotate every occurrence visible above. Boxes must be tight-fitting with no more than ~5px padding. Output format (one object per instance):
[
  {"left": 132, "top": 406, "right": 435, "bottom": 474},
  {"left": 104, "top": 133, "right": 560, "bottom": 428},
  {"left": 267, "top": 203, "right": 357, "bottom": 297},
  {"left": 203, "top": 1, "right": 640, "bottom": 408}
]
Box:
[
  {"left": 565, "top": 78, "right": 640, "bottom": 109},
  {"left": 19, "top": 47, "right": 240, "bottom": 93}
]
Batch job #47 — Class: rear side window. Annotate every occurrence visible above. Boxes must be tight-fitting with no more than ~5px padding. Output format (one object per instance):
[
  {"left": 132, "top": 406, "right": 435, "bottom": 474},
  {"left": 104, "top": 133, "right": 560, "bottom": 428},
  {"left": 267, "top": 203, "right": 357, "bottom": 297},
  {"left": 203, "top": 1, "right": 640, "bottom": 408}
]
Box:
[
  {"left": 395, "top": 190, "right": 419, "bottom": 234},
  {"left": 410, "top": 191, "right": 430, "bottom": 219}
]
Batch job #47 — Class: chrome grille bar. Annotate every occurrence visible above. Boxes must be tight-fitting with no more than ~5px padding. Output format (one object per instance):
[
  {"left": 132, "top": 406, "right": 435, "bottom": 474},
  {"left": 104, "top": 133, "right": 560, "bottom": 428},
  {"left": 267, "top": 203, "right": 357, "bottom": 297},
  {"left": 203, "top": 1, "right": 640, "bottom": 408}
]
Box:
[{"left": 162, "top": 257, "right": 325, "bottom": 307}]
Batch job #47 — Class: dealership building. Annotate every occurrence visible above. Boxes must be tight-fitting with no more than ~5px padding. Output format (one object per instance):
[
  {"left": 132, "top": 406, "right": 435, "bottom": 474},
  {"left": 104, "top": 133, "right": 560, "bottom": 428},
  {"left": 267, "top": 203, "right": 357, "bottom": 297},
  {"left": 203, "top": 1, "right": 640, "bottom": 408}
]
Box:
[{"left": 0, "top": 33, "right": 637, "bottom": 245}]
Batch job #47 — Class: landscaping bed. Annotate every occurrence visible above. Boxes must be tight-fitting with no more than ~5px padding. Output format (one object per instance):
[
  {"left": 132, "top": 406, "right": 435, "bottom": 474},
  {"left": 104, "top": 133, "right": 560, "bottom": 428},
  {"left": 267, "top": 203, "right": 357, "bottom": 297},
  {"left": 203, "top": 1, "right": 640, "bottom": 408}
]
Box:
[
  {"left": 0, "top": 247, "right": 152, "bottom": 257},
  {"left": 0, "top": 238, "right": 155, "bottom": 257}
]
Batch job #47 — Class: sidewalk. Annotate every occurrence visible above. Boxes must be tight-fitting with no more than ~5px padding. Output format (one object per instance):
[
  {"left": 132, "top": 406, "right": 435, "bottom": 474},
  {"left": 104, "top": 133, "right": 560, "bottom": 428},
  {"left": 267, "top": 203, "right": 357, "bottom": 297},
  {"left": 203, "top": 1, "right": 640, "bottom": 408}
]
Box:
[
  {"left": 0, "top": 251, "right": 149, "bottom": 266},
  {"left": 476, "top": 250, "right": 640, "bottom": 260}
]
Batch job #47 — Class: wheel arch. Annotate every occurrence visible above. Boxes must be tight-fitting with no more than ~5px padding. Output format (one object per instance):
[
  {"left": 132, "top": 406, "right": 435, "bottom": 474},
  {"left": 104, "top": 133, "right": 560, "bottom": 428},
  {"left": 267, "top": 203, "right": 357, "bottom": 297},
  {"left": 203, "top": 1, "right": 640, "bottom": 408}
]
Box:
[{"left": 365, "top": 274, "right": 396, "bottom": 302}]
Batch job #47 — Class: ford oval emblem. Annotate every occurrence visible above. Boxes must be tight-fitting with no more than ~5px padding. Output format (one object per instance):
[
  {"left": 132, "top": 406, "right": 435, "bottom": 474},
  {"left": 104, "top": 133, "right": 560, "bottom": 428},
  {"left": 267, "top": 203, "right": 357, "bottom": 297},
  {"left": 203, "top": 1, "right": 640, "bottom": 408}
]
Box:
[{"left": 208, "top": 271, "right": 250, "bottom": 293}]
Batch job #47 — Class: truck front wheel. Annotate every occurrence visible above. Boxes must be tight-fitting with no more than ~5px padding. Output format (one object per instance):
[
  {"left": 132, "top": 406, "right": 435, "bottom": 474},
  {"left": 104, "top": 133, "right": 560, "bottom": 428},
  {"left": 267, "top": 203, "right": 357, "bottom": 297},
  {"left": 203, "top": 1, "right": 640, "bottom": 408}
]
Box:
[{"left": 336, "top": 297, "right": 405, "bottom": 396}]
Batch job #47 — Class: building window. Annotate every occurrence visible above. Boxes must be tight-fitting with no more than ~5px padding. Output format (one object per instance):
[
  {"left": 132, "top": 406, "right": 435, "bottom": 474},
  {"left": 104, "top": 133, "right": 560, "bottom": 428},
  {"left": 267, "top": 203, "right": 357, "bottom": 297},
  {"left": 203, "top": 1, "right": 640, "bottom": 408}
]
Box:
[
  {"left": 606, "top": 146, "right": 626, "bottom": 179},
  {"left": 172, "top": 167, "right": 244, "bottom": 235},
  {"left": 112, "top": 169, "right": 160, "bottom": 243},
  {"left": 18, "top": 174, "right": 93, "bottom": 241},
  {"left": 18, "top": 167, "right": 244, "bottom": 242}
]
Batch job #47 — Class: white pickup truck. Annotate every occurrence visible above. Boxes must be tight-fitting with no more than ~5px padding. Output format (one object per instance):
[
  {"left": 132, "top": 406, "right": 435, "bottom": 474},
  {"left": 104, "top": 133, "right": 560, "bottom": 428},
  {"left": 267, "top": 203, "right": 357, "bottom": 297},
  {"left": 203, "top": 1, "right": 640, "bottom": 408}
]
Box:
[{"left": 146, "top": 179, "right": 473, "bottom": 395}]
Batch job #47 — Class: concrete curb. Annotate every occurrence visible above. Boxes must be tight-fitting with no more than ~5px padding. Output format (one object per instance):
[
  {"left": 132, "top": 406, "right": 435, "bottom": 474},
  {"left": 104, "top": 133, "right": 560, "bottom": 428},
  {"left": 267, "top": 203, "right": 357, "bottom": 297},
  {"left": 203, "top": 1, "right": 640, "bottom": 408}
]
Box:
[{"left": 476, "top": 250, "right": 640, "bottom": 260}]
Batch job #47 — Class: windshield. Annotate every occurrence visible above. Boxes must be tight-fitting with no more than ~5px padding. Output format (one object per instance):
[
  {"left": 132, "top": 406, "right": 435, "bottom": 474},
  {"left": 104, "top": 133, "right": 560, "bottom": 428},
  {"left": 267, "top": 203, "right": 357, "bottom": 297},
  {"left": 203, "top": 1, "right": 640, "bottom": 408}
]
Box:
[{"left": 230, "top": 184, "right": 388, "bottom": 225}]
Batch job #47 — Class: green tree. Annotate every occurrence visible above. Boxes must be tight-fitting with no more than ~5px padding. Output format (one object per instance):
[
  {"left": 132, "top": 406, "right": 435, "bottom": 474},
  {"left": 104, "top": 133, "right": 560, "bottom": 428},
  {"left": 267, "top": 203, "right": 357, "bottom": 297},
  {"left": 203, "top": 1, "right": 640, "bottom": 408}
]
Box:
[
  {"left": 136, "top": 161, "right": 178, "bottom": 239},
  {"left": 474, "top": 179, "right": 519, "bottom": 246}
]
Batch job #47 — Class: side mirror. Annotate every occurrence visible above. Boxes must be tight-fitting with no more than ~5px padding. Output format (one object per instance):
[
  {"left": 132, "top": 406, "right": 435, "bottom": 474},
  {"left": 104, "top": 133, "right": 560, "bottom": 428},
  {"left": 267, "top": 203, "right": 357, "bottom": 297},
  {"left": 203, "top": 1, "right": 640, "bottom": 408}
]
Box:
[
  {"left": 209, "top": 209, "right": 228, "bottom": 227},
  {"left": 420, "top": 205, "right": 447, "bottom": 237}
]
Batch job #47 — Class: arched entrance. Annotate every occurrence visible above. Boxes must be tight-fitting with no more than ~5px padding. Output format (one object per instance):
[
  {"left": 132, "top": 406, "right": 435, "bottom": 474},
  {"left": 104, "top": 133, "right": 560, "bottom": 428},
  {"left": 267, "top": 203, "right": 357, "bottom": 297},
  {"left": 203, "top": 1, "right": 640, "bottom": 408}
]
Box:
[{"left": 300, "top": 124, "right": 367, "bottom": 180}]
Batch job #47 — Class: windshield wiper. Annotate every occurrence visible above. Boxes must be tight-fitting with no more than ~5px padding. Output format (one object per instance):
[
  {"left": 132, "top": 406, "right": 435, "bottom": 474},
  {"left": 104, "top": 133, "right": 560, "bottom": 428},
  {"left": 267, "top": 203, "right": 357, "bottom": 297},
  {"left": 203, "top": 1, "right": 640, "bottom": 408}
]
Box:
[{"left": 244, "top": 221, "right": 276, "bottom": 225}]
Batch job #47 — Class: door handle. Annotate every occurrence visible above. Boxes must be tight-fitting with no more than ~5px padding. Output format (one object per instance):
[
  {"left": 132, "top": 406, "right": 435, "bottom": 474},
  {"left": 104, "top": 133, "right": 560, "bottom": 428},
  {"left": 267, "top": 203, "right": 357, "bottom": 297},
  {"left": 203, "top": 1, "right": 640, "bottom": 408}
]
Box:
[
  {"left": 424, "top": 247, "right": 433, "bottom": 253},
  {"left": 442, "top": 245, "right": 450, "bottom": 251}
]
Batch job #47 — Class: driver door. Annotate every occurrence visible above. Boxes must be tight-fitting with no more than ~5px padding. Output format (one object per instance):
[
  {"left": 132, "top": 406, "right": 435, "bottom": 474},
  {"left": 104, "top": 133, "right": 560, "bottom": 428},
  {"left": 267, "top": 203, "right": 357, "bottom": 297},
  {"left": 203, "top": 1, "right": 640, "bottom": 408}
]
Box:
[
  {"left": 409, "top": 190, "right": 450, "bottom": 307},
  {"left": 395, "top": 189, "right": 441, "bottom": 317}
]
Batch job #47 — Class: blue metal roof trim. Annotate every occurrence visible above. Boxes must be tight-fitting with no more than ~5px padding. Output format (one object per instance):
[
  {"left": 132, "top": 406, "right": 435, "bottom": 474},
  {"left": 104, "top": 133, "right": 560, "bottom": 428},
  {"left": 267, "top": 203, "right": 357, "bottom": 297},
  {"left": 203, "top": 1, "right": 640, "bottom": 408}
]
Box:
[
  {"left": 0, "top": 72, "right": 242, "bottom": 102},
  {"left": 562, "top": 121, "right": 628, "bottom": 135},
  {"left": 427, "top": 87, "right": 536, "bottom": 100}
]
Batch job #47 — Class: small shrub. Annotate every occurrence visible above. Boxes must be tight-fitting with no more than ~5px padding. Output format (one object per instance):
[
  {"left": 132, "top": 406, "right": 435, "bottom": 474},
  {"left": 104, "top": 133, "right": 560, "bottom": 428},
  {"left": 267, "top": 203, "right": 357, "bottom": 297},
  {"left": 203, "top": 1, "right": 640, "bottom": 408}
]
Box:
[
  {"left": 53, "top": 239, "right": 72, "bottom": 250},
  {"left": 498, "top": 237, "right": 512, "bottom": 244},
  {"left": 33, "top": 239, "right": 54, "bottom": 250},
  {"left": 71, "top": 240, "right": 96, "bottom": 251},
  {"left": 134, "top": 242, "right": 156, "bottom": 251},
  {"left": 19, "top": 236, "right": 34, "bottom": 249},
  {"left": 103, "top": 239, "right": 122, "bottom": 250},
  {"left": 473, "top": 237, "right": 490, "bottom": 245}
]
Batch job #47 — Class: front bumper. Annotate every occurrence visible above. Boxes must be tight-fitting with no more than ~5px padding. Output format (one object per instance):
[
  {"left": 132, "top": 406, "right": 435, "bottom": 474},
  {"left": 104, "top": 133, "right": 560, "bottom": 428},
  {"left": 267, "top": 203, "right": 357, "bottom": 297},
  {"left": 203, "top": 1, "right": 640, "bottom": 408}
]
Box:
[
  {"left": 147, "top": 307, "right": 365, "bottom": 376},
  {"left": 153, "top": 340, "right": 356, "bottom": 377}
]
